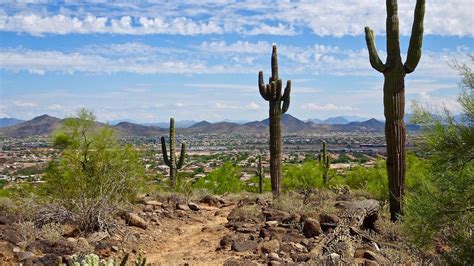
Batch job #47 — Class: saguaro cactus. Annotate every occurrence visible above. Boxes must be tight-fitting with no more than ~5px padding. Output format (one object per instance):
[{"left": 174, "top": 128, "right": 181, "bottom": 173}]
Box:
[
  {"left": 318, "top": 141, "right": 331, "bottom": 186},
  {"left": 256, "top": 155, "right": 264, "bottom": 194},
  {"left": 161, "top": 117, "right": 186, "bottom": 187},
  {"left": 364, "top": 0, "right": 425, "bottom": 221},
  {"left": 259, "top": 45, "right": 291, "bottom": 197}
]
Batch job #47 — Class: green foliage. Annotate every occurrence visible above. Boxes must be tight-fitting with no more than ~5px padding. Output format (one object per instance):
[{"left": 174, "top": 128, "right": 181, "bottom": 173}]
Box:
[
  {"left": 282, "top": 161, "right": 326, "bottom": 194},
  {"left": 404, "top": 58, "right": 474, "bottom": 264},
  {"left": 343, "top": 158, "right": 388, "bottom": 201},
  {"left": 334, "top": 153, "right": 350, "bottom": 163},
  {"left": 41, "top": 109, "right": 144, "bottom": 232},
  {"left": 192, "top": 163, "right": 242, "bottom": 194},
  {"left": 244, "top": 175, "right": 271, "bottom": 193}
]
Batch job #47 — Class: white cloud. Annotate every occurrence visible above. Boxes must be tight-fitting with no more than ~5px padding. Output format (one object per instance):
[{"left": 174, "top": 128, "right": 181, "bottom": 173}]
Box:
[
  {"left": 246, "top": 102, "right": 260, "bottom": 110},
  {"left": 301, "top": 103, "right": 354, "bottom": 111},
  {"left": 13, "top": 100, "right": 36, "bottom": 107},
  {"left": 48, "top": 104, "right": 63, "bottom": 110},
  {"left": 1, "top": 1, "right": 472, "bottom": 36}
]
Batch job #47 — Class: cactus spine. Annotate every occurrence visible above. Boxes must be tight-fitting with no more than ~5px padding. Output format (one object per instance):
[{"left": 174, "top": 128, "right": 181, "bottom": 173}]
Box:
[
  {"left": 318, "top": 141, "right": 331, "bottom": 185},
  {"left": 161, "top": 117, "right": 186, "bottom": 187},
  {"left": 364, "top": 0, "right": 425, "bottom": 221},
  {"left": 259, "top": 45, "right": 291, "bottom": 197},
  {"left": 256, "top": 155, "right": 264, "bottom": 194}
]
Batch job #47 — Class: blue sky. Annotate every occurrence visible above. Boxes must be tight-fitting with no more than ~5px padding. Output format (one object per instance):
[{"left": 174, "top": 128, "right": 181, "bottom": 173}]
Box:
[{"left": 0, "top": 0, "right": 473, "bottom": 123}]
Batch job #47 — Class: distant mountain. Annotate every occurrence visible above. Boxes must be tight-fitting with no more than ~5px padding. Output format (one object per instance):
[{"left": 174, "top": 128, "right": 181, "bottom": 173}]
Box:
[
  {"left": 143, "top": 120, "right": 197, "bottom": 128},
  {"left": 322, "top": 116, "right": 350, "bottom": 125},
  {"left": 0, "top": 115, "right": 61, "bottom": 137},
  {"left": 0, "top": 118, "right": 24, "bottom": 128},
  {"left": 108, "top": 119, "right": 138, "bottom": 126},
  {"left": 337, "top": 118, "right": 385, "bottom": 132},
  {"left": 307, "top": 118, "right": 322, "bottom": 124},
  {"left": 0, "top": 114, "right": 420, "bottom": 138},
  {"left": 113, "top": 122, "right": 164, "bottom": 136},
  {"left": 189, "top": 121, "right": 212, "bottom": 128}
]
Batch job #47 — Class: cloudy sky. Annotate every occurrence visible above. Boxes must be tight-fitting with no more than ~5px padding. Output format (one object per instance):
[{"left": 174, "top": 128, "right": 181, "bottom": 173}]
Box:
[{"left": 0, "top": 0, "right": 473, "bottom": 123}]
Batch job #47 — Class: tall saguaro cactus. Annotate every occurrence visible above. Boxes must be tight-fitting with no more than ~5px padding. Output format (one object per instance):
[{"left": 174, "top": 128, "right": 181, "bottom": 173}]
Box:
[
  {"left": 318, "top": 141, "right": 331, "bottom": 186},
  {"left": 161, "top": 117, "right": 186, "bottom": 187},
  {"left": 364, "top": 0, "right": 425, "bottom": 221},
  {"left": 259, "top": 45, "right": 291, "bottom": 197}
]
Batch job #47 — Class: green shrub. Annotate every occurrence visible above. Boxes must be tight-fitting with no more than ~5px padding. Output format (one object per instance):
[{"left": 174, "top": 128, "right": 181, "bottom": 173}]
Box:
[
  {"left": 41, "top": 109, "right": 144, "bottom": 232},
  {"left": 343, "top": 158, "right": 388, "bottom": 201},
  {"left": 404, "top": 58, "right": 474, "bottom": 264},
  {"left": 192, "top": 162, "right": 243, "bottom": 194},
  {"left": 244, "top": 175, "right": 271, "bottom": 193}
]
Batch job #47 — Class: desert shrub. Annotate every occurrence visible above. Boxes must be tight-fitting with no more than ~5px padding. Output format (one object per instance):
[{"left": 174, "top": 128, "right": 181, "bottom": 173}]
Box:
[
  {"left": 343, "top": 158, "right": 388, "bottom": 201},
  {"left": 41, "top": 109, "right": 144, "bottom": 232},
  {"left": 16, "top": 221, "right": 38, "bottom": 246},
  {"left": 404, "top": 57, "right": 474, "bottom": 264},
  {"left": 244, "top": 175, "right": 271, "bottom": 193},
  {"left": 283, "top": 161, "right": 330, "bottom": 202},
  {"left": 192, "top": 162, "right": 243, "bottom": 194},
  {"left": 40, "top": 223, "right": 63, "bottom": 243}
]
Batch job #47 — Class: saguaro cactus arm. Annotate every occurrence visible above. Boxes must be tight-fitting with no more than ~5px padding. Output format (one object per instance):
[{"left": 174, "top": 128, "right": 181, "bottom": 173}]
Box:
[
  {"left": 161, "top": 136, "right": 170, "bottom": 166},
  {"left": 364, "top": 27, "right": 386, "bottom": 73},
  {"left": 282, "top": 81, "right": 291, "bottom": 113},
  {"left": 176, "top": 143, "right": 186, "bottom": 169},
  {"left": 405, "top": 0, "right": 425, "bottom": 73}
]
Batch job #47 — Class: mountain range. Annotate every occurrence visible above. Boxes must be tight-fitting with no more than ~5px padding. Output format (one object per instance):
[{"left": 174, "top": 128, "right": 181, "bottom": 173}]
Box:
[
  {"left": 0, "top": 118, "right": 24, "bottom": 128},
  {"left": 0, "top": 114, "right": 422, "bottom": 138}
]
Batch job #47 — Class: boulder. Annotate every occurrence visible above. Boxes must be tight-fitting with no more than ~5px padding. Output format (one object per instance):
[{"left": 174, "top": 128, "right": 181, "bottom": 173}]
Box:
[
  {"left": 263, "top": 209, "right": 291, "bottom": 222},
  {"left": 268, "top": 252, "right": 280, "bottom": 261},
  {"left": 302, "top": 218, "right": 322, "bottom": 238},
  {"left": 261, "top": 239, "right": 280, "bottom": 254},
  {"left": 127, "top": 213, "right": 148, "bottom": 230}
]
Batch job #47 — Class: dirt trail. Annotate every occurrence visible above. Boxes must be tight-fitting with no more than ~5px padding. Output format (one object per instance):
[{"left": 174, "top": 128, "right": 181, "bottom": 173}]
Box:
[{"left": 145, "top": 205, "right": 239, "bottom": 265}]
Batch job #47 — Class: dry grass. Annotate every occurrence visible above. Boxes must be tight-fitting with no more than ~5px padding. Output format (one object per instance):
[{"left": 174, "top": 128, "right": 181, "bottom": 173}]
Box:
[{"left": 16, "top": 221, "right": 38, "bottom": 247}]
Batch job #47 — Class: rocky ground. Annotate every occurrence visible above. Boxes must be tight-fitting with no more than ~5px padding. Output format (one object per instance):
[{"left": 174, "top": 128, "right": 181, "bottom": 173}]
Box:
[{"left": 0, "top": 190, "right": 428, "bottom": 265}]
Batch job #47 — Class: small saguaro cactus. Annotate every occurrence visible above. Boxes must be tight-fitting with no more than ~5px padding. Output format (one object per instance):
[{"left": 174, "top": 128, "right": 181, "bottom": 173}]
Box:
[
  {"left": 161, "top": 117, "right": 186, "bottom": 187},
  {"left": 259, "top": 45, "right": 291, "bottom": 197},
  {"left": 256, "top": 155, "right": 264, "bottom": 194},
  {"left": 318, "top": 141, "right": 331, "bottom": 185},
  {"left": 364, "top": 0, "right": 425, "bottom": 221}
]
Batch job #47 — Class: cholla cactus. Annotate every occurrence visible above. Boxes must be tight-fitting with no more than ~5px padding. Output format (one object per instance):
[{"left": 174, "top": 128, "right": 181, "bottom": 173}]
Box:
[
  {"left": 318, "top": 141, "right": 331, "bottom": 185},
  {"left": 364, "top": 0, "right": 425, "bottom": 221},
  {"left": 258, "top": 45, "right": 291, "bottom": 197},
  {"left": 161, "top": 117, "right": 186, "bottom": 187}
]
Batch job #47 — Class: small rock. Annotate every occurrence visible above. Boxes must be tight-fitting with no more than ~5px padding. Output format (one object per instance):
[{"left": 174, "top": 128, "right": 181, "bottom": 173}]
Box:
[
  {"left": 111, "top": 245, "right": 119, "bottom": 252},
  {"left": 289, "top": 242, "right": 307, "bottom": 253},
  {"left": 268, "top": 252, "right": 280, "bottom": 261},
  {"left": 188, "top": 202, "right": 200, "bottom": 211},
  {"left": 145, "top": 200, "right": 163, "bottom": 207},
  {"left": 176, "top": 203, "right": 190, "bottom": 211},
  {"left": 263, "top": 209, "right": 291, "bottom": 222},
  {"left": 302, "top": 218, "right": 322, "bottom": 238},
  {"left": 319, "top": 213, "right": 339, "bottom": 224},
  {"left": 15, "top": 251, "right": 35, "bottom": 261},
  {"left": 261, "top": 239, "right": 280, "bottom": 254},
  {"left": 268, "top": 261, "right": 281, "bottom": 266},
  {"left": 126, "top": 213, "right": 148, "bottom": 230},
  {"left": 265, "top": 221, "right": 279, "bottom": 227},
  {"left": 219, "top": 235, "right": 233, "bottom": 250}
]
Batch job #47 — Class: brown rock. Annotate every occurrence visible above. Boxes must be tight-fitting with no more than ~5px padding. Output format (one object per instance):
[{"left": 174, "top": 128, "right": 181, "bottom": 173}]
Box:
[
  {"left": 231, "top": 240, "right": 258, "bottom": 252},
  {"left": 302, "top": 218, "right": 322, "bottom": 238},
  {"left": 219, "top": 235, "right": 233, "bottom": 250},
  {"left": 188, "top": 202, "right": 200, "bottom": 211},
  {"left": 126, "top": 213, "right": 148, "bottom": 230},
  {"left": 176, "top": 203, "right": 190, "bottom": 211},
  {"left": 263, "top": 209, "right": 291, "bottom": 222},
  {"left": 261, "top": 239, "right": 280, "bottom": 254}
]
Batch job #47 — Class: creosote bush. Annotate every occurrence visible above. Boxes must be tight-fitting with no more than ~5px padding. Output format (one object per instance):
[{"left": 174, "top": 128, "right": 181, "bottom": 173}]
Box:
[{"left": 41, "top": 109, "right": 144, "bottom": 233}]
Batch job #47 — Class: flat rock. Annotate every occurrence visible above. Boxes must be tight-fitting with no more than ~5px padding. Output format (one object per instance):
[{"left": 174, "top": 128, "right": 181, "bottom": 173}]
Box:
[
  {"left": 176, "top": 203, "right": 190, "bottom": 211},
  {"left": 231, "top": 240, "right": 258, "bottom": 252},
  {"left": 268, "top": 252, "right": 280, "bottom": 261},
  {"left": 127, "top": 213, "right": 148, "bottom": 230},
  {"left": 15, "top": 251, "right": 35, "bottom": 261}
]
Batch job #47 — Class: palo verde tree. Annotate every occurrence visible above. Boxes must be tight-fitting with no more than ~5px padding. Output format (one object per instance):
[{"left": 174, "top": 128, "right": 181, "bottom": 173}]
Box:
[
  {"left": 364, "top": 0, "right": 425, "bottom": 221},
  {"left": 259, "top": 45, "right": 292, "bottom": 197},
  {"left": 161, "top": 117, "right": 186, "bottom": 187}
]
